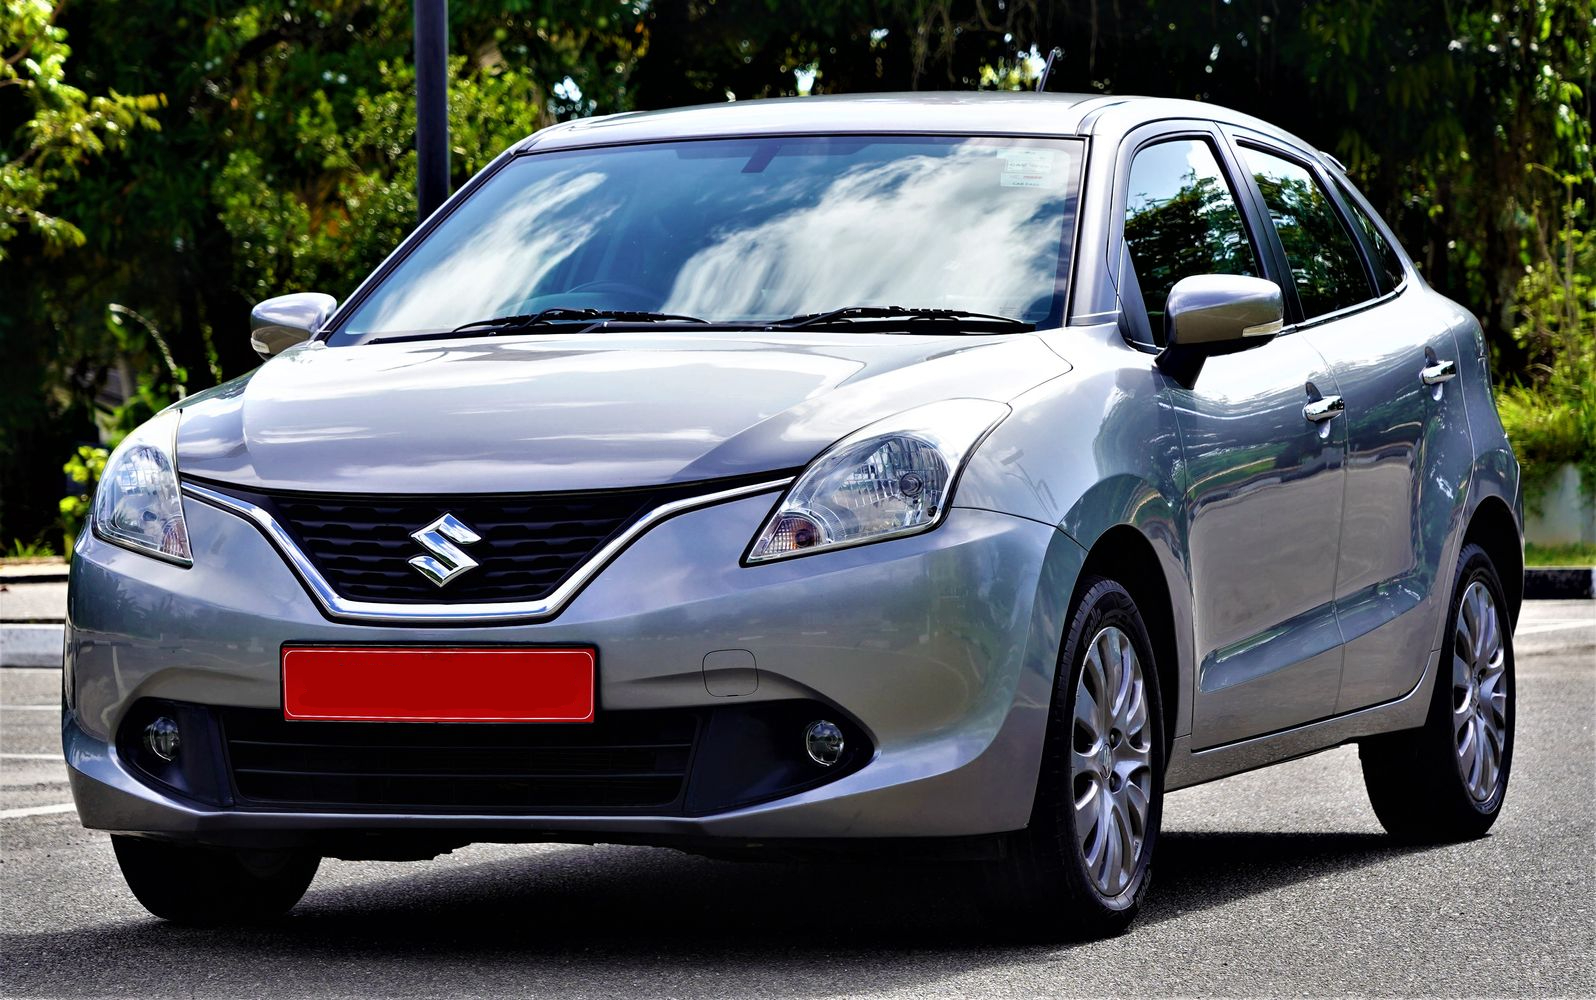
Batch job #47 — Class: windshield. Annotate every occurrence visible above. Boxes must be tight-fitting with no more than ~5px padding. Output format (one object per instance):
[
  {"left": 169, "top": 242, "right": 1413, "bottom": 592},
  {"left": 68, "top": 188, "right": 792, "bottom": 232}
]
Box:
[{"left": 333, "top": 134, "right": 1082, "bottom": 341}]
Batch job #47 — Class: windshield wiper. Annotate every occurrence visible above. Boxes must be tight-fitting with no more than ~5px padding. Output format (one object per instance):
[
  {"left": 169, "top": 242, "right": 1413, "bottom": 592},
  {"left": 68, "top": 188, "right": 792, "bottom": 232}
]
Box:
[
  {"left": 370, "top": 308, "right": 709, "bottom": 344},
  {"left": 766, "top": 306, "right": 1035, "bottom": 333}
]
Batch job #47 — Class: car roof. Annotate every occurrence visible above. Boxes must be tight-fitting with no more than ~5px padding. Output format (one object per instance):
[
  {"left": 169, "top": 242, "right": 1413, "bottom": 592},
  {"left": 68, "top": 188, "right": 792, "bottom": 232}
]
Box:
[{"left": 519, "top": 92, "right": 1323, "bottom": 161}]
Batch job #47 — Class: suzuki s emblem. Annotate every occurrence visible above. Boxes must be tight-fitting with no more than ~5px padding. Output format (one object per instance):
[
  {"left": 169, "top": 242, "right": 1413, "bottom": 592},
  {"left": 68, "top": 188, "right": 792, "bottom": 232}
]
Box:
[{"left": 408, "top": 513, "right": 481, "bottom": 587}]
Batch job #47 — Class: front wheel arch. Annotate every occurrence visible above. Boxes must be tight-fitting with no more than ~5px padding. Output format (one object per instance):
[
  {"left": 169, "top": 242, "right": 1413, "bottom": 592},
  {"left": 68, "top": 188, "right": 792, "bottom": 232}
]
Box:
[{"left": 1075, "top": 524, "right": 1179, "bottom": 760}]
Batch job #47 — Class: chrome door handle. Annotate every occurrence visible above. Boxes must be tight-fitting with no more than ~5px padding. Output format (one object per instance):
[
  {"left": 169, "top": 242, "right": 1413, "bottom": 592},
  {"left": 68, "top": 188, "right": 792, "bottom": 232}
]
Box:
[
  {"left": 1303, "top": 395, "right": 1344, "bottom": 423},
  {"left": 1421, "top": 359, "right": 1458, "bottom": 385}
]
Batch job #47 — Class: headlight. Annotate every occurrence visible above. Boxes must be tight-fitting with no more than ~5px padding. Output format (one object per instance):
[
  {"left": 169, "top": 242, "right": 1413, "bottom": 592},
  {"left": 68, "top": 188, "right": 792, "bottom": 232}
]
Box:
[
  {"left": 746, "top": 398, "right": 1010, "bottom": 563},
  {"left": 92, "top": 408, "right": 192, "bottom": 565}
]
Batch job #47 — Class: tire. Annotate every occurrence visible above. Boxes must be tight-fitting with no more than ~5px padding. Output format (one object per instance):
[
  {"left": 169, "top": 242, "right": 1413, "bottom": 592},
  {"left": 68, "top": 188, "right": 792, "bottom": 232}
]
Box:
[
  {"left": 112, "top": 835, "right": 319, "bottom": 924},
  {"left": 1359, "top": 542, "right": 1515, "bottom": 843},
  {"left": 990, "top": 576, "right": 1166, "bottom": 939}
]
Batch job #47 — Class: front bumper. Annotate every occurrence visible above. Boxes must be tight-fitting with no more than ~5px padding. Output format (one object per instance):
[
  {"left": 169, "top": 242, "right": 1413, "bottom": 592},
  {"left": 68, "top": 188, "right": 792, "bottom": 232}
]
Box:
[{"left": 65, "top": 490, "right": 1082, "bottom": 845}]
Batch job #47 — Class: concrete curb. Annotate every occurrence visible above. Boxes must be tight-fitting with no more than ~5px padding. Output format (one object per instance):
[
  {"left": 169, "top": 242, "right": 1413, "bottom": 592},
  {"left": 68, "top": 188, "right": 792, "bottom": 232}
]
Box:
[
  {"left": 0, "top": 624, "right": 65, "bottom": 667},
  {"left": 0, "top": 564, "right": 69, "bottom": 584},
  {"left": 1525, "top": 567, "right": 1596, "bottom": 600}
]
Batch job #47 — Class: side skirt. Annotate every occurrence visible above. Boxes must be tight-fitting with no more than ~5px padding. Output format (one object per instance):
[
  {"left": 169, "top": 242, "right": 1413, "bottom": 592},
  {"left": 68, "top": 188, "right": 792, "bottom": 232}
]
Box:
[{"left": 1163, "top": 647, "right": 1439, "bottom": 792}]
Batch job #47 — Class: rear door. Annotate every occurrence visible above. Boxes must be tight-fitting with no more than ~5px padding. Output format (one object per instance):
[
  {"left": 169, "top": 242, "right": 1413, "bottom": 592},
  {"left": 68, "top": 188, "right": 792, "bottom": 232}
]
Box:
[
  {"left": 1112, "top": 123, "right": 1348, "bottom": 749},
  {"left": 1227, "top": 132, "right": 1470, "bottom": 711}
]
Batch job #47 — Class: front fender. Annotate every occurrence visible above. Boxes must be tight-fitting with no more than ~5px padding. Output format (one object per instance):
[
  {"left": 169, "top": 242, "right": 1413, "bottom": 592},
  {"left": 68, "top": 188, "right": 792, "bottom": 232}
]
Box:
[{"left": 955, "top": 324, "right": 1193, "bottom": 736}]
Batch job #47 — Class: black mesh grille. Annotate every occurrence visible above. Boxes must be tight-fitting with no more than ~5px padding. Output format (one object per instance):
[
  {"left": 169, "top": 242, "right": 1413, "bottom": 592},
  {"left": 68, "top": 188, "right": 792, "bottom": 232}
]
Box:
[
  {"left": 195, "top": 475, "right": 781, "bottom": 605},
  {"left": 219, "top": 707, "right": 700, "bottom": 813}
]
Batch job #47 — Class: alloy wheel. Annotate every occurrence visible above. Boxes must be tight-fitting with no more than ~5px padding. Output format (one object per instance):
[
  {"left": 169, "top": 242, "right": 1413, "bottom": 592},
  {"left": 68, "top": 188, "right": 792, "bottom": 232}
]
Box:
[
  {"left": 1453, "top": 580, "right": 1508, "bottom": 802},
  {"left": 1070, "top": 625, "right": 1154, "bottom": 897}
]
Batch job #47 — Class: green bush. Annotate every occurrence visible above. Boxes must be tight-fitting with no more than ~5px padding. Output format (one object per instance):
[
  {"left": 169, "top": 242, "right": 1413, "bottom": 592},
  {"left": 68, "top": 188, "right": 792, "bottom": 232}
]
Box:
[
  {"left": 1499, "top": 177, "right": 1596, "bottom": 514},
  {"left": 58, "top": 445, "right": 108, "bottom": 558}
]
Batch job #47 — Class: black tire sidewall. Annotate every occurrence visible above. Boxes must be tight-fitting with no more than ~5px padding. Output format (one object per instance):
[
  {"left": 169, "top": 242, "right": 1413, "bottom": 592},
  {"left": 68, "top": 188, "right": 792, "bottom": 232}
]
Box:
[{"left": 112, "top": 835, "right": 318, "bottom": 924}]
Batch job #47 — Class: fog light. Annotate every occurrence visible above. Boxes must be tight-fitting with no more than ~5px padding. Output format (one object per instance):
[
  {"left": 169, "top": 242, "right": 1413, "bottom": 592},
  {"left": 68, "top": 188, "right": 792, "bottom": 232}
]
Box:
[
  {"left": 143, "top": 716, "right": 180, "bottom": 762},
  {"left": 804, "top": 720, "right": 845, "bottom": 766}
]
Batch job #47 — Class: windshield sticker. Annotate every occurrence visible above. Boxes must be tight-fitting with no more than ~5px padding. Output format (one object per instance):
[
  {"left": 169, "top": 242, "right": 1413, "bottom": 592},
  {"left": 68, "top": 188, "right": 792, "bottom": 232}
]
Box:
[{"left": 998, "top": 148, "right": 1057, "bottom": 189}]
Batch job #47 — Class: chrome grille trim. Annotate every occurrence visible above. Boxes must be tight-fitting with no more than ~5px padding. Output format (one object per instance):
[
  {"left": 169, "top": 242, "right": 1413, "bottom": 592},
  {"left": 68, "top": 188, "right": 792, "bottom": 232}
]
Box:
[{"left": 181, "top": 478, "right": 791, "bottom": 624}]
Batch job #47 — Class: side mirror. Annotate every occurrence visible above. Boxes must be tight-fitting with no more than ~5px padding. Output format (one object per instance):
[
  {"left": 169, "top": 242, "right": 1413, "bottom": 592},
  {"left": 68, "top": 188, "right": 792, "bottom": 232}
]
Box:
[
  {"left": 1155, "top": 275, "right": 1282, "bottom": 387},
  {"left": 250, "top": 292, "right": 337, "bottom": 359}
]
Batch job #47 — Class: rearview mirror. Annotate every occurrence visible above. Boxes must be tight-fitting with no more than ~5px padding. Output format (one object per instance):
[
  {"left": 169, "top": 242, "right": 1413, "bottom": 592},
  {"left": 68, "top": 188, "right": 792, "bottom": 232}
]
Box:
[
  {"left": 250, "top": 292, "right": 337, "bottom": 359},
  {"left": 1155, "top": 275, "right": 1282, "bottom": 387}
]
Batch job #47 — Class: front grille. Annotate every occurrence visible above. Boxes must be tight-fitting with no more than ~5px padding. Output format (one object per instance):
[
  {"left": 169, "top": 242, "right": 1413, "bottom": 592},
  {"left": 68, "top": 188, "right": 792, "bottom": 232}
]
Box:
[
  {"left": 219, "top": 708, "right": 700, "bottom": 813},
  {"left": 194, "top": 475, "right": 780, "bottom": 605}
]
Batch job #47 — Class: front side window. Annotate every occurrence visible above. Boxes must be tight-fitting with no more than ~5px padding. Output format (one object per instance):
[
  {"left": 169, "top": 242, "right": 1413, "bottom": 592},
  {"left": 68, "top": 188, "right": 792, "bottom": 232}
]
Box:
[
  {"left": 334, "top": 135, "right": 1082, "bottom": 340},
  {"left": 1239, "top": 147, "right": 1373, "bottom": 319},
  {"left": 1122, "top": 138, "right": 1259, "bottom": 341}
]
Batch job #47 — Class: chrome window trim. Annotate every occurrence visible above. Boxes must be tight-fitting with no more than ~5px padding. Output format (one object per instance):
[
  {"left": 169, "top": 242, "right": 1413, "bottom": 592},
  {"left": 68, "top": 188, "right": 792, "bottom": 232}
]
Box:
[
  {"left": 1281, "top": 280, "right": 1406, "bottom": 335},
  {"left": 181, "top": 478, "right": 793, "bottom": 625}
]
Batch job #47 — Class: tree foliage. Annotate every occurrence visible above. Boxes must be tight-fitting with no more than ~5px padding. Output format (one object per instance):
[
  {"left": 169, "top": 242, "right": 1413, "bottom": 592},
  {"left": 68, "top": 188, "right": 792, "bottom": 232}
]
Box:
[{"left": 1, "top": 0, "right": 160, "bottom": 256}]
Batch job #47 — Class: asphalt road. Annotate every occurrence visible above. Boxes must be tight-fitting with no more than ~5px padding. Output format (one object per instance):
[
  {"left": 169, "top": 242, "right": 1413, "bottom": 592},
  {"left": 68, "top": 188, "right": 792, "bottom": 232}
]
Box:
[{"left": 2, "top": 601, "right": 1592, "bottom": 999}]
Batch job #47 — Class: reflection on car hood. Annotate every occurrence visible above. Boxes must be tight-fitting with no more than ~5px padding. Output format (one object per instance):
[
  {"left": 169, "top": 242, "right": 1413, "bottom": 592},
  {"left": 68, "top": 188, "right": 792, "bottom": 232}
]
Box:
[{"left": 175, "top": 332, "right": 1070, "bottom": 494}]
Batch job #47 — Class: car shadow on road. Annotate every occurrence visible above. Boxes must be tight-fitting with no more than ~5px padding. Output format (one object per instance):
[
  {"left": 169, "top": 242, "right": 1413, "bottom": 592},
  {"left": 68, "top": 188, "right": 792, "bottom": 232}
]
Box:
[
  {"left": 0, "top": 829, "right": 1444, "bottom": 998},
  {"left": 1141, "top": 829, "right": 1441, "bottom": 926}
]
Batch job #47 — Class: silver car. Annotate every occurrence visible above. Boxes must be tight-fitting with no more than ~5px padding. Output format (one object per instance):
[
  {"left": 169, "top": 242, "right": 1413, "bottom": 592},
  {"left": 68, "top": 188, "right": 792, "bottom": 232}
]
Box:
[{"left": 66, "top": 93, "right": 1522, "bottom": 936}]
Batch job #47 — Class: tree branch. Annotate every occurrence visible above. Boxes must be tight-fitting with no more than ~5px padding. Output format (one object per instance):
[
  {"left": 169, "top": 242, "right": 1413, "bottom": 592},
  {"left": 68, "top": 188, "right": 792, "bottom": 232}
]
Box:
[{"left": 4, "top": 0, "right": 69, "bottom": 69}]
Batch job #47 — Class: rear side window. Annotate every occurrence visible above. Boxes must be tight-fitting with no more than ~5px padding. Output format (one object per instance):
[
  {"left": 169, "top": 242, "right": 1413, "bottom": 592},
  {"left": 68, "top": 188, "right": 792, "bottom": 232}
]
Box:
[
  {"left": 1239, "top": 146, "right": 1373, "bottom": 319},
  {"left": 1123, "top": 138, "right": 1259, "bottom": 340},
  {"left": 1331, "top": 175, "right": 1406, "bottom": 293}
]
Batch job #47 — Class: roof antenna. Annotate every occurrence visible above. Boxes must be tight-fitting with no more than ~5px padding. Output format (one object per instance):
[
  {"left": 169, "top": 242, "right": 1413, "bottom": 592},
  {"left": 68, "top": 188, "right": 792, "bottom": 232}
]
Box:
[{"left": 1035, "top": 47, "right": 1063, "bottom": 93}]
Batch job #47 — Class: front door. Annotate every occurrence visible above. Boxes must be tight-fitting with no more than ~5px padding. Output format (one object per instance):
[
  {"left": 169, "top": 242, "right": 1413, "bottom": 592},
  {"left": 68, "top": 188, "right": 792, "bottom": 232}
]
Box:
[{"left": 1115, "top": 129, "right": 1348, "bottom": 749}]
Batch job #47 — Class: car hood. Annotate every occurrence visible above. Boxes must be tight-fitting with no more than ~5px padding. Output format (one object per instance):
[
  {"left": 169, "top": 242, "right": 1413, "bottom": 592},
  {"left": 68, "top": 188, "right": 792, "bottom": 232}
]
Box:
[{"left": 176, "top": 332, "right": 1070, "bottom": 494}]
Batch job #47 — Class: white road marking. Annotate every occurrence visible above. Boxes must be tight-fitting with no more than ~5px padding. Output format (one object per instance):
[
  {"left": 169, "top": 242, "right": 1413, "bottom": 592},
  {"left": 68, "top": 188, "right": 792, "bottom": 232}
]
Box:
[
  {"left": 0, "top": 753, "right": 61, "bottom": 760},
  {"left": 0, "top": 705, "right": 59, "bottom": 712},
  {"left": 1516, "top": 621, "right": 1596, "bottom": 637},
  {"left": 0, "top": 802, "right": 75, "bottom": 820}
]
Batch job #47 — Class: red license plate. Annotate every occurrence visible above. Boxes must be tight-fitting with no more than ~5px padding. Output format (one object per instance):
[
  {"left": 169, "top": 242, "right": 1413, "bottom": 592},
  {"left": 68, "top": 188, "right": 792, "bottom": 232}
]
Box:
[{"left": 281, "top": 647, "right": 595, "bottom": 723}]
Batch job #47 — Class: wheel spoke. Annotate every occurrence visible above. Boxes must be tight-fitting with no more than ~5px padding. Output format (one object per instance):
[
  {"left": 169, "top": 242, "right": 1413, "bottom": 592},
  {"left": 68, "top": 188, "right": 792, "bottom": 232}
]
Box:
[
  {"left": 1456, "top": 712, "right": 1475, "bottom": 761},
  {"left": 1083, "top": 641, "right": 1109, "bottom": 732},
  {"left": 1116, "top": 676, "right": 1147, "bottom": 734},
  {"left": 1116, "top": 638, "right": 1136, "bottom": 719},
  {"left": 1458, "top": 591, "right": 1479, "bottom": 665},
  {"left": 1074, "top": 772, "right": 1101, "bottom": 816},
  {"left": 1479, "top": 600, "right": 1500, "bottom": 665},
  {"left": 1471, "top": 585, "right": 1489, "bottom": 663},
  {"left": 1452, "top": 653, "right": 1473, "bottom": 723},
  {"left": 1074, "top": 682, "right": 1104, "bottom": 750},
  {"left": 1120, "top": 768, "right": 1151, "bottom": 838},
  {"left": 1084, "top": 789, "right": 1110, "bottom": 873},
  {"left": 1484, "top": 686, "right": 1507, "bottom": 729},
  {"left": 1479, "top": 719, "right": 1500, "bottom": 796},
  {"left": 1469, "top": 717, "right": 1487, "bottom": 794},
  {"left": 1101, "top": 793, "right": 1122, "bottom": 892},
  {"left": 1099, "top": 630, "right": 1124, "bottom": 721}
]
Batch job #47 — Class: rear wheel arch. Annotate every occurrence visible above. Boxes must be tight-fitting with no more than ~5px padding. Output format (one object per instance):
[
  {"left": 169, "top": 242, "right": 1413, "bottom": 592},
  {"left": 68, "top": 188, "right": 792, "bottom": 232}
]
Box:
[
  {"left": 1075, "top": 524, "right": 1180, "bottom": 756},
  {"left": 1463, "top": 494, "right": 1522, "bottom": 629}
]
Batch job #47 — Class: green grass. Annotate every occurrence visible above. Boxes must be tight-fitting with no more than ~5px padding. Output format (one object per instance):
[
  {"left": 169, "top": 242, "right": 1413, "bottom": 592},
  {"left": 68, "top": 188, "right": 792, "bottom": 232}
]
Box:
[
  {"left": 5, "top": 538, "right": 57, "bottom": 559},
  {"left": 1524, "top": 542, "right": 1596, "bottom": 567}
]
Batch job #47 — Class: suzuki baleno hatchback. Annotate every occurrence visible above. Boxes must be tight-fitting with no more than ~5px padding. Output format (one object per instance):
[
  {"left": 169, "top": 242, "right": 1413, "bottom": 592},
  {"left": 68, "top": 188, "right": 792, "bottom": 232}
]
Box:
[{"left": 66, "top": 93, "right": 1523, "bottom": 935}]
